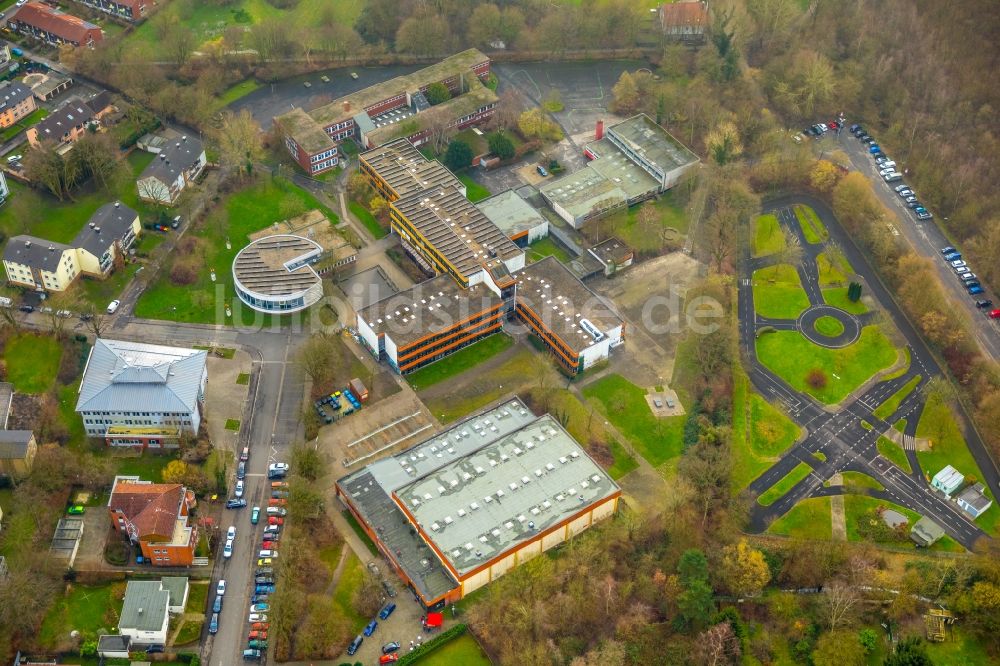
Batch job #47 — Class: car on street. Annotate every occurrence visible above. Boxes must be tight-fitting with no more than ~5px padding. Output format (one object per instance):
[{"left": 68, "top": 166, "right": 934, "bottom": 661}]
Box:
[
  {"left": 213, "top": 595, "right": 223, "bottom": 613},
  {"left": 67, "top": 505, "right": 85, "bottom": 515},
  {"left": 383, "top": 641, "right": 401, "bottom": 654},
  {"left": 382, "top": 580, "right": 396, "bottom": 598},
  {"left": 969, "top": 285, "right": 984, "bottom": 295},
  {"left": 951, "top": 260, "right": 967, "bottom": 268},
  {"left": 242, "top": 649, "right": 262, "bottom": 661},
  {"left": 217, "top": 580, "right": 227, "bottom": 596},
  {"left": 235, "top": 480, "right": 245, "bottom": 497},
  {"left": 251, "top": 603, "right": 270, "bottom": 612},
  {"left": 250, "top": 621, "right": 270, "bottom": 631},
  {"left": 380, "top": 655, "right": 399, "bottom": 665},
  {"left": 364, "top": 619, "right": 378, "bottom": 636},
  {"left": 379, "top": 603, "right": 396, "bottom": 620},
  {"left": 257, "top": 558, "right": 273, "bottom": 566},
  {"left": 106, "top": 300, "right": 121, "bottom": 314},
  {"left": 916, "top": 211, "right": 933, "bottom": 220},
  {"left": 348, "top": 635, "right": 363, "bottom": 655},
  {"left": 248, "top": 630, "right": 268, "bottom": 640},
  {"left": 224, "top": 539, "right": 234, "bottom": 559},
  {"left": 251, "top": 506, "right": 260, "bottom": 524},
  {"left": 248, "top": 613, "right": 269, "bottom": 623},
  {"left": 209, "top": 613, "right": 219, "bottom": 634},
  {"left": 227, "top": 526, "right": 237, "bottom": 540},
  {"left": 241, "top": 446, "right": 250, "bottom": 461},
  {"left": 974, "top": 300, "right": 993, "bottom": 309},
  {"left": 226, "top": 498, "right": 246, "bottom": 509},
  {"left": 237, "top": 461, "right": 246, "bottom": 479},
  {"left": 989, "top": 309, "right": 1000, "bottom": 319}
]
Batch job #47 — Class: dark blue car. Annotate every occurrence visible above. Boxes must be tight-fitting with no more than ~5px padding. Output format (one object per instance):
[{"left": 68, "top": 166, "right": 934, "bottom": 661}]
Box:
[
  {"left": 379, "top": 603, "right": 396, "bottom": 620},
  {"left": 363, "top": 619, "right": 378, "bottom": 637}
]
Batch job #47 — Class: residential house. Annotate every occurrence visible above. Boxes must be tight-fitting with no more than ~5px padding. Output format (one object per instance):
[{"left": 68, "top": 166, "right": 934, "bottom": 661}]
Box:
[
  {"left": 0, "top": 44, "right": 17, "bottom": 80},
  {"left": 107, "top": 476, "right": 198, "bottom": 566},
  {"left": 956, "top": 483, "right": 993, "bottom": 519},
  {"left": 76, "top": 339, "right": 208, "bottom": 447},
  {"left": 73, "top": 0, "right": 148, "bottom": 22},
  {"left": 118, "top": 577, "right": 189, "bottom": 645},
  {"left": 0, "top": 430, "right": 38, "bottom": 479},
  {"left": 3, "top": 201, "right": 140, "bottom": 292},
  {"left": 0, "top": 81, "right": 37, "bottom": 130},
  {"left": 6, "top": 3, "right": 103, "bottom": 48},
  {"left": 910, "top": 516, "right": 945, "bottom": 547},
  {"left": 659, "top": 0, "right": 709, "bottom": 43},
  {"left": 136, "top": 134, "right": 206, "bottom": 205},
  {"left": 26, "top": 97, "right": 93, "bottom": 149},
  {"left": 931, "top": 465, "right": 964, "bottom": 497}
]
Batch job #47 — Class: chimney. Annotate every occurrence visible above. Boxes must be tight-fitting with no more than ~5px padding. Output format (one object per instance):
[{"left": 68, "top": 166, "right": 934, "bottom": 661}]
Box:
[
  {"left": 595, "top": 119, "right": 604, "bottom": 140},
  {"left": 343, "top": 101, "right": 350, "bottom": 113}
]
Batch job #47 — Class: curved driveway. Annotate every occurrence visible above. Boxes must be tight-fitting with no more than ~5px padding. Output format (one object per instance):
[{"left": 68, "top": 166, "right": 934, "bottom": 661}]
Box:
[{"left": 740, "top": 195, "right": 999, "bottom": 550}]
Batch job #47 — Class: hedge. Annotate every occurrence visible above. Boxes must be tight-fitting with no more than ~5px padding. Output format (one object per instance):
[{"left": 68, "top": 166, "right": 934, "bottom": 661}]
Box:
[{"left": 396, "top": 623, "right": 468, "bottom": 665}]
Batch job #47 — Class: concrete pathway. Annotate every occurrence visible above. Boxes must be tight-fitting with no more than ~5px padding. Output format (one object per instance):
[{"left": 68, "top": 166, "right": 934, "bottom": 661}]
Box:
[{"left": 829, "top": 473, "right": 847, "bottom": 541}]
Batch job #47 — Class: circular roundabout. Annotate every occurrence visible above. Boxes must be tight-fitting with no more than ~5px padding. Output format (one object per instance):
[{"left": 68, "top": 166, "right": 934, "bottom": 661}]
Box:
[{"left": 796, "top": 305, "right": 860, "bottom": 349}]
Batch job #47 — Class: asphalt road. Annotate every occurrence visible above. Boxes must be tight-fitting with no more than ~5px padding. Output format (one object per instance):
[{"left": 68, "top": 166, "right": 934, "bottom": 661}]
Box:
[
  {"left": 740, "top": 195, "right": 1000, "bottom": 550},
  {"left": 824, "top": 129, "right": 1000, "bottom": 359}
]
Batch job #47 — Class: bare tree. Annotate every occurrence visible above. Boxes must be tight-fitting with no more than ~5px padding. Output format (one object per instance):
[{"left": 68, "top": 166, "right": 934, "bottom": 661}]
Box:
[
  {"left": 488, "top": 88, "right": 524, "bottom": 132},
  {"left": 214, "top": 109, "right": 264, "bottom": 180},
  {"left": 820, "top": 580, "right": 860, "bottom": 630},
  {"left": 83, "top": 307, "right": 110, "bottom": 338},
  {"left": 693, "top": 621, "right": 741, "bottom": 666}
]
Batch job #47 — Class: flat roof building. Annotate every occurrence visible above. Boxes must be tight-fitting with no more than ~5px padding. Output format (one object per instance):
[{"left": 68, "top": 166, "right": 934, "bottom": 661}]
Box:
[
  {"left": 475, "top": 189, "right": 549, "bottom": 246},
  {"left": 275, "top": 49, "right": 494, "bottom": 175},
  {"left": 542, "top": 114, "right": 699, "bottom": 228},
  {"left": 232, "top": 234, "right": 324, "bottom": 314},
  {"left": 956, "top": 483, "right": 993, "bottom": 519},
  {"left": 336, "top": 398, "right": 621, "bottom": 607},
  {"left": 931, "top": 465, "right": 964, "bottom": 497},
  {"left": 360, "top": 139, "right": 463, "bottom": 202}
]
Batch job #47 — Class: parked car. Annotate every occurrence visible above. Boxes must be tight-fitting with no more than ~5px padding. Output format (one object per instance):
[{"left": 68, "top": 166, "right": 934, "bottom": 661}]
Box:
[
  {"left": 380, "top": 655, "right": 399, "bottom": 665},
  {"left": 951, "top": 260, "right": 967, "bottom": 268},
  {"left": 67, "top": 505, "right": 85, "bottom": 515},
  {"left": 906, "top": 200, "right": 923, "bottom": 208},
  {"left": 268, "top": 499, "right": 286, "bottom": 507},
  {"left": 271, "top": 491, "right": 289, "bottom": 499},
  {"left": 898, "top": 189, "right": 914, "bottom": 197},
  {"left": 251, "top": 506, "right": 260, "bottom": 524},
  {"left": 968, "top": 285, "right": 984, "bottom": 295},
  {"left": 213, "top": 595, "right": 223, "bottom": 613},
  {"left": 248, "top": 613, "right": 269, "bottom": 623},
  {"left": 262, "top": 533, "right": 278, "bottom": 542},
  {"left": 256, "top": 567, "right": 274, "bottom": 576},
  {"left": 270, "top": 481, "right": 288, "bottom": 489},
  {"left": 258, "top": 549, "right": 278, "bottom": 559},
  {"left": 383, "top": 641, "right": 401, "bottom": 654},
  {"left": 974, "top": 300, "right": 993, "bottom": 309},
  {"left": 209, "top": 613, "right": 219, "bottom": 634},
  {"left": 250, "top": 621, "right": 270, "bottom": 631},
  {"left": 248, "top": 630, "right": 268, "bottom": 640},
  {"left": 379, "top": 603, "right": 397, "bottom": 620},
  {"left": 989, "top": 309, "right": 1000, "bottom": 320},
  {"left": 347, "top": 635, "right": 363, "bottom": 655},
  {"left": 226, "top": 498, "right": 247, "bottom": 509},
  {"left": 237, "top": 461, "right": 246, "bottom": 480},
  {"left": 382, "top": 580, "right": 396, "bottom": 598},
  {"left": 536, "top": 165, "right": 548, "bottom": 177},
  {"left": 107, "top": 299, "right": 120, "bottom": 314},
  {"left": 251, "top": 603, "right": 270, "bottom": 612},
  {"left": 955, "top": 266, "right": 970, "bottom": 275},
  {"left": 943, "top": 252, "right": 961, "bottom": 261},
  {"left": 17, "top": 305, "right": 33, "bottom": 313},
  {"left": 916, "top": 211, "right": 933, "bottom": 220},
  {"left": 364, "top": 619, "right": 378, "bottom": 637},
  {"left": 235, "top": 480, "right": 245, "bottom": 498},
  {"left": 248, "top": 639, "right": 268, "bottom": 649},
  {"left": 268, "top": 462, "right": 289, "bottom": 474},
  {"left": 223, "top": 539, "right": 234, "bottom": 559},
  {"left": 255, "top": 575, "right": 274, "bottom": 584},
  {"left": 242, "top": 649, "right": 262, "bottom": 661},
  {"left": 961, "top": 274, "right": 978, "bottom": 283},
  {"left": 940, "top": 246, "right": 956, "bottom": 255},
  {"left": 255, "top": 584, "right": 276, "bottom": 594},
  {"left": 266, "top": 507, "right": 287, "bottom": 517},
  {"left": 252, "top": 593, "right": 269, "bottom": 604},
  {"left": 241, "top": 446, "right": 250, "bottom": 461},
  {"left": 268, "top": 517, "right": 284, "bottom": 525}
]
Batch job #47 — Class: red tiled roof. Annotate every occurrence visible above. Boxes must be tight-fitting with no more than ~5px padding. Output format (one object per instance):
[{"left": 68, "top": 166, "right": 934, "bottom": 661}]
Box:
[
  {"left": 109, "top": 481, "right": 184, "bottom": 539},
  {"left": 9, "top": 3, "right": 103, "bottom": 45},
  {"left": 660, "top": 1, "right": 709, "bottom": 28}
]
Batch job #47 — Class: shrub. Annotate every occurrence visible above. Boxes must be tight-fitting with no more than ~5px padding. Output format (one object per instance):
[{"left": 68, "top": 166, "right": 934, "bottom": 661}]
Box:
[
  {"left": 170, "top": 260, "right": 199, "bottom": 285},
  {"left": 397, "top": 624, "right": 468, "bottom": 665},
  {"left": 806, "top": 368, "right": 827, "bottom": 389}
]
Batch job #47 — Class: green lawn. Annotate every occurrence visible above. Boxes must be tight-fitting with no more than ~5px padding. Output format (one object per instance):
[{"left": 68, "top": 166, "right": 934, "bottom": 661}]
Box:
[
  {"left": 38, "top": 583, "right": 117, "bottom": 649},
  {"left": 452, "top": 128, "right": 488, "bottom": 155},
  {"left": 757, "top": 462, "right": 813, "bottom": 506},
  {"left": 583, "top": 374, "right": 685, "bottom": 469},
  {"left": 414, "top": 632, "right": 491, "bottom": 666},
  {"left": 814, "top": 315, "right": 844, "bottom": 337},
  {"left": 766, "top": 496, "right": 831, "bottom": 539},
  {"left": 408, "top": 334, "right": 513, "bottom": 391},
  {"left": 341, "top": 510, "right": 377, "bottom": 556},
  {"left": 186, "top": 581, "right": 210, "bottom": 614},
  {"left": 5, "top": 332, "right": 62, "bottom": 393},
  {"left": 756, "top": 326, "right": 897, "bottom": 404},
  {"left": 916, "top": 394, "right": 998, "bottom": 536},
  {"left": 752, "top": 213, "right": 785, "bottom": 257},
  {"left": 844, "top": 495, "right": 919, "bottom": 542},
  {"left": 752, "top": 264, "right": 810, "bottom": 320},
  {"left": 838, "top": 471, "right": 884, "bottom": 491},
  {"left": 237, "top": 372, "right": 250, "bottom": 385},
  {"left": 113, "top": 453, "right": 178, "bottom": 482},
  {"left": 216, "top": 79, "right": 263, "bottom": 109},
  {"left": 135, "top": 175, "right": 337, "bottom": 324},
  {"left": 732, "top": 366, "right": 802, "bottom": 491},
  {"left": 458, "top": 172, "right": 491, "bottom": 202},
  {"left": 793, "top": 204, "right": 828, "bottom": 244},
  {"left": 0, "top": 107, "right": 49, "bottom": 143},
  {"left": 348, "top": 200, "right": 387, "bottom": 239},
  {"left": 607, "top": 438, "right": 639, "bottom": 480},
  {"left": 527, "top": 236, "right": 572, "bottom": 263},
  {"left": 877, "top": 436, "right": 912, "bottom": 473},
  {"left": 816, "top": 250, "right": 852, "bottom": 286},
  {"left": 873, "top": 375, "right": 921, "bottom": 420},
  {"left": 822, "top": 287, "right": 869, "bottom": 314},
  {"left": 924, "top": 628, "right": 995, "bottom": 664},
  {"left": 596, "top": 192, "right": 689, "bottom": 254},
  {"left": 173, "top": 618, "right": 203, "bottom": 645},
  {"left": 126, "top": 0, "right": 364, "bottom": 52},
  {"left": 423, "top": 345, "right": 538, "bottom": 424},
  {"left": 225, "top": 419, "right": 241, "bottom": 431},
  {"left": 331, "top": 551, "right": 368, "bottom": 632}
]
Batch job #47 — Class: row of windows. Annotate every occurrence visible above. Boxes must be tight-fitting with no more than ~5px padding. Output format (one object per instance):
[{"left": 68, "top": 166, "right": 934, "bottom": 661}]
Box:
[
  {"left": 311, "top": 158, "right": 337, "bottom": 173},
  {"left": 397, "top": 307, "right": 502, "bottom": 361},
  {"left": 310, "top": 148, "right": 337, "bottom": 163},
  {"left": 0, "top": 101, "right": 35, "bottom": 124},
  {"left": 516, "top": 304, "right": 580, "bottom": 371},
  {"left": 86, "top": 410, "right": 188, "bottom": 417},
  {"left": 400, "top": 326, "right": 499, "bottom": 374},
  {"left": 86, "top": 417, "right": 191, "bottom": 425},
  {"left": 235, "top": 284, "right": 308, "bottom": 310}
]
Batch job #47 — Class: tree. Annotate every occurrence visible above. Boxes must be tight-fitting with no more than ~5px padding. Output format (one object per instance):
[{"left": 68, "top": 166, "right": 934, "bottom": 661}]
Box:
[
  {"left": 395, "top": 12, "right": 451, "bottom": 56},
  {"left": 164, "top": 19, "right": 196, "bottom": 64},
  {"left": 23, "top": 145, "right": 73, "bottom": 200},
  {"left": 517, "top": 108, "right": 563, "bottom": 141},
  {"left": 883, "top": 638, "right": 933, "bottom": 666},
  {"left": 636, "top": 201, "right": 660, "bottom": 240},
  {"left": 810, "top": 160, "right": 842, "bottom": 193},
  {"left": 778, "top": 228, "right": 804, "bottom": 267},
  {"left": 706, "top": 121, "right": 743, "bottom": 165},
  {"left": 290, "top": 443, "right": 325, "bottom": 481},
  {"left": 347, "top": 172, "right": 372, "bottom": 202},
  {"left": 295, "top": 332, "right": 343, "bottom": 389},
  {"left": 249, "top": 18, "right": 295, "bottom": 60},
  {"left": 444, "top": 139, "right": 473, "bottom": 171},
  {"left": 693, "top": 622, "right": 741, "bottom": 666},
  {"left": 678, "top": 578, "right": 715, "bottom": 630},
  {"left": 611, "top": 72, "right": 641, "bottom": 114},
  {"left": 820, "top": 580, "right": 860, "bottom": 630},
  {"left": 162, "top": 459, "right": 191, "bottom": 484},
  {"left": 215, "top": 110, "right": 264, "bottom": 180},
  {"left": 720, "top": 539, "right": 771, "bottom": 597},
  {"left": 425, "top": 82, "right": 451, "bottom": 106},
  {"left": 812, "top": 629, "right": 865, "bottom": 666},
  {"left": 488, "top": 88, "right": 523, "bottom": 132},
  {"left": 488, "top": 132, "right": 515, "bottom": 160},
  {"left": 678, "top": 549, "right": 710, "bottom": 586},
  {"left": 73, "top": 133, "right": 128, "bottom": 193}
]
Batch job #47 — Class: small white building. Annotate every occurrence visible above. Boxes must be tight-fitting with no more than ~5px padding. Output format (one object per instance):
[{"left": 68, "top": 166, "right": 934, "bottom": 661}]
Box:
[
  {"left": 76, "top": 339, "right": 208, "bottom": 445},
  {"left": 931, "top": 465, "right": 964, "bottom": 497},
  {"left": 136, "top": 135, "right": 206, "bottom": 206},
  {"left": 475, "top": 189, "right": 549, "bottom": 247},
  {"left": 118, "top": 577, "right": 188, "bottom": 646},
  {"left": 956, "top": 483, "right": 993, "bottom": 519}
]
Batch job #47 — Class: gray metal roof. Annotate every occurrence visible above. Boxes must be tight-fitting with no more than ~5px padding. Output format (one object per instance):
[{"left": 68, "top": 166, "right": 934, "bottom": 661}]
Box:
[
  {"left": 957, "top": 483, "right": 992, "bottom": 511},
  {"left": 159, "top": 576, "right": 188, "bottom": 606},
  {"left": 2, "top": 235, "right": 73, "bottom": 272},
  {"left": 475, "top": 189, "right": 548, "bottom": 239},
  {"left": 0, "top": 81, "right": 33, "bottom": 111},
  {"left": 76, "top": 339, "right": 207, "bottom": 415},
  {"left": 0, "top": 430, "right": 34, "bottom": 460},
  {"left": 139, "top": 135, "right": 203, "bottom": 185},
  {"left": 72, "top": 202, "right": 138, "bottom": 258},
  {"left": 34, "top": 96, "right": 93, "bottom": 141},
  {"left": 119, "top": 581, "right": 169, "bottom": 632}
]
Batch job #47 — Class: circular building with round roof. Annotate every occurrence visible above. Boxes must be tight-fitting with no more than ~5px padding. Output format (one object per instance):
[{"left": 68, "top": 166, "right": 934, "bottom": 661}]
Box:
[{"left": 232, "top": 234, "right": 324, "bottom": 313}]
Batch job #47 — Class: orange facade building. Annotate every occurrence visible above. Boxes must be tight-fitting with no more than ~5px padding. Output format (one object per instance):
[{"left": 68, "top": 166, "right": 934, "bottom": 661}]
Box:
[{"left": 107, "top": 476, "right": 197, "bottom": 566}]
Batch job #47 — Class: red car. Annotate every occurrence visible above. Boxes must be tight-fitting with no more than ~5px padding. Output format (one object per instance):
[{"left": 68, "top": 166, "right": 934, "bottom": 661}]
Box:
[
  {"left": 268, "top": 499, "right": 287, "bottom": 507},
  {"left": 268, "top": 516, "right": 284, "bottom": 525},
  {"left": 379, "top": 655, "right": 399, "bottom": 664},
  {"left": 990, "top": 309, "right": 1000, "bottom": 320},
  {"left": 248, "top": 630, "right": 268, "bottom": 640},
  {"left": 828, "top": 121, "right": 840, "bottom": 130},
  {"left": 250, "top": 622, "right": 270, "bottom": 631}
]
